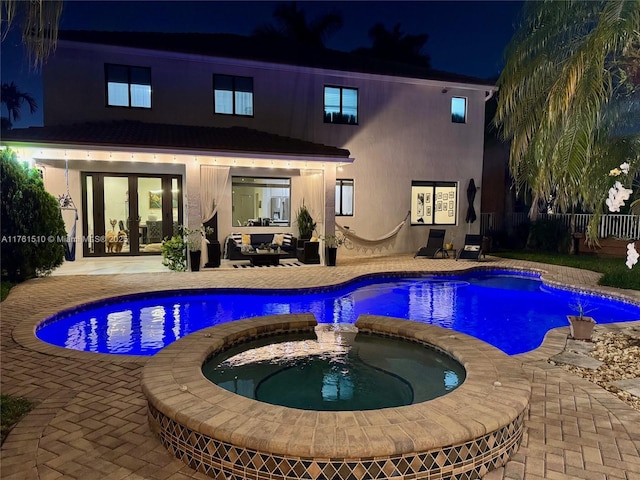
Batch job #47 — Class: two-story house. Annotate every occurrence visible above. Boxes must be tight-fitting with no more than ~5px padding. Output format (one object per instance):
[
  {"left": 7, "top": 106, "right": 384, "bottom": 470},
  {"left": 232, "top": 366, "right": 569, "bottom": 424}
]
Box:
[{"left": 2, "top": 31, "right": 495, "bottom": 264}]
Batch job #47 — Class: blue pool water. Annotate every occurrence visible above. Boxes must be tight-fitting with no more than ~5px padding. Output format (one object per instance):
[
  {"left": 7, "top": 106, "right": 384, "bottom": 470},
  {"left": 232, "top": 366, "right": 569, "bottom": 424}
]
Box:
[{"left": 36, "top": 270, "right": 640, "bottom": 356}]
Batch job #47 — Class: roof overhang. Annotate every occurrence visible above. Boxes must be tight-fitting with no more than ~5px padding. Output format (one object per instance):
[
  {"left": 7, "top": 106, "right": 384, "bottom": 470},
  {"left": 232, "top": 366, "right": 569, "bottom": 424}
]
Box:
[
  {"left": 1, "top": 121, "right": 354, "bottom": 170},
  {"left": 2, "top": 141, "right": 354, "bottom": 171}
]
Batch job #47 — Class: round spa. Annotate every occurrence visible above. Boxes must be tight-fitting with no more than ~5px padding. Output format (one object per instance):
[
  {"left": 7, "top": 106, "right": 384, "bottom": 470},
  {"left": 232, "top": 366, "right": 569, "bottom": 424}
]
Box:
[
  {"left": 203, "top": 327, "right": 466, "bottom": 411},
  {"left": 141, "top": 314, "right": 531, "bottom": 480}
]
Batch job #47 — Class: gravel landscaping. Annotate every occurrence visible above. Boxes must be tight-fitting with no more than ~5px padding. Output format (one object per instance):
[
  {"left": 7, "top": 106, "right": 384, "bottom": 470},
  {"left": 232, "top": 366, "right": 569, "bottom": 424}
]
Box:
[{"left": 559, "top": 328, "right": 640, "bottom": 412}]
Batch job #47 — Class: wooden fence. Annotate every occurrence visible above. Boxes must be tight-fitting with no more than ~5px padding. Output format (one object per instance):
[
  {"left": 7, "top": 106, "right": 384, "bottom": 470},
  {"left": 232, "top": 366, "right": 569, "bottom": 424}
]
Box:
[{"left": 480, "top": 212, "right": 640, "bottom": 240}]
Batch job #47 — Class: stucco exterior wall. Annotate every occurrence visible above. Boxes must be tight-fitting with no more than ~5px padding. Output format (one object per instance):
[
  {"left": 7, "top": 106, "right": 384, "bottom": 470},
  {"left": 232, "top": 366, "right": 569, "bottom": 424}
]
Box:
[{"left": 40, "top": 41, "right": 490, "bottom": 256}]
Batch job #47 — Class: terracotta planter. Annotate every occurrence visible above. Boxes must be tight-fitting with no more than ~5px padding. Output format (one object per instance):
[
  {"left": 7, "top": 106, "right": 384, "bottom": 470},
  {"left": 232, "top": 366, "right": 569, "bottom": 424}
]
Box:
[{"left": 567, "top": 315, "right": 596, "bottom": 341}]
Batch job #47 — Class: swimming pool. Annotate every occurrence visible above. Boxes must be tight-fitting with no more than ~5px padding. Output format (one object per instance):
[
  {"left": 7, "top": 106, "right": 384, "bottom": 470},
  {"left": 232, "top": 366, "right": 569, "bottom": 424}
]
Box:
[{"left": 36, "top": 270, "right": 640, "bottom": 356}]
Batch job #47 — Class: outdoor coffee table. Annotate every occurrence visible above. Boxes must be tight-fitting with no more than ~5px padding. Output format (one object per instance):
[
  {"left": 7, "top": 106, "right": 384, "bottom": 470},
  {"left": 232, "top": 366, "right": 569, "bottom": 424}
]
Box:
[{"left": 243, "top": 251, "right": 288, "bottom": 266}]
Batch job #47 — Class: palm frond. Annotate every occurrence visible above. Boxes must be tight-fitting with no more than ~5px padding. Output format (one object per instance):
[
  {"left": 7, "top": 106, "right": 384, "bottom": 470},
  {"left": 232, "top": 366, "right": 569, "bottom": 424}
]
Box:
[{"left": 495, "top": 0, "right": 640, "bottom": 219}]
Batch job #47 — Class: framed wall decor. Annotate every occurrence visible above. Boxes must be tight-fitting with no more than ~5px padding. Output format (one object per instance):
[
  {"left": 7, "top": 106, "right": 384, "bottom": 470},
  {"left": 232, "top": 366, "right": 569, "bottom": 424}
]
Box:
[
  {"left": 149, "top": 191, "right": 162, "bottom": 209},
  {"left": 411, "top": 181, "right": 458, "bottom": 225}
]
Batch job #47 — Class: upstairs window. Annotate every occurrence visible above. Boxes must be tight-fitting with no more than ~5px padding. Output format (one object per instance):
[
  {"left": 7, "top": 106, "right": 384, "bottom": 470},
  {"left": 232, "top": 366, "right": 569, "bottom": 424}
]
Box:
[
  {"left": 214, "top": 75, "right": 254, "bottom": 116},
  {"left": 324, "top": 86, "right": 358, "bottom": 125},
  {"left": 336, "top": 179, "right": 354, "bottom": 216},
  {"left": 451, "top": 97, "right": 467, "bottom": 123},
  {"left": 105, "top": 64, "right": 151, "bottom": 108}
]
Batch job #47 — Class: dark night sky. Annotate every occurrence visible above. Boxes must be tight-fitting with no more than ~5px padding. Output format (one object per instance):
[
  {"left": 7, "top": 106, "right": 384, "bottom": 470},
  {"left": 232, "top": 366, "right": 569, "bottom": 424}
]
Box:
[{"left": 1, "top": 1, "right": 525, "bottom": 128}]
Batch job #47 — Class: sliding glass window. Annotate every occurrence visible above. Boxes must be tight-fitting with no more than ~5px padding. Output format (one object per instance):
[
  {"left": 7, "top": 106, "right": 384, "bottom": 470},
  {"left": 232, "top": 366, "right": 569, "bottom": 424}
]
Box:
[
  {"left": 336, "top": 179, "right": 354, "bottom": 216},
  {"left": 232, "top": 177, "right": 290, "bottom": 227},
  {"left": 324, "top": 86, "right": 358, "bottom": 125},
  {"left": 105, "top": 64, "right": 151, "bottom": 108},
  {"left": 451, "top": 97, "right": 467, "bottom": 123},
  {"left": 214, "top": 74, "right": 254, "bottom": 116},
  {"left": 410, "top": 181, "right": 458, "bottom": 225}
]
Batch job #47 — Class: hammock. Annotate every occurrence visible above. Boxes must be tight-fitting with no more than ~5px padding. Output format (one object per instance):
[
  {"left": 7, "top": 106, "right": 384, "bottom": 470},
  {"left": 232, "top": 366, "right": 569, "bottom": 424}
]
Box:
[
  {"left": 61, "top": 209, "right": 78, "bottom": 261},
  {"left": 336, "top": 211, "right": 410, "bottom": 250},
  {"left": 58, "top": 158, "right": 78, "bottom": 261}
]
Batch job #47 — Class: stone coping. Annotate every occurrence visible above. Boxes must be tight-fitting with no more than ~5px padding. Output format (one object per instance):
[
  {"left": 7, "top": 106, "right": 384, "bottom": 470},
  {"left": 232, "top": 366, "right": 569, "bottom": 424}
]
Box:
[{"left": 141, "top": 313, "right": 531, "bottom": 459}]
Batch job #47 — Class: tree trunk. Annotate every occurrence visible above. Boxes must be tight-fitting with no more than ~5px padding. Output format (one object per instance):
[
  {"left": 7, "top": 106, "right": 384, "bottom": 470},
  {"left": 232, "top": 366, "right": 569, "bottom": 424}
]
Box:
[
  {"left": 525, "top": 194, "right": 540, "bottom": 249},
  {"left": 569, "top": 206, "right": 577, "bottom": 255}
]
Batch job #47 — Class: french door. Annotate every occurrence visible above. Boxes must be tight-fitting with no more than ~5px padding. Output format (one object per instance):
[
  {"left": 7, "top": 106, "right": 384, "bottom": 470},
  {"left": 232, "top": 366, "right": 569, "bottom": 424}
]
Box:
[{"left": 82, "top": 173, "right": 183, "bottom": 256}]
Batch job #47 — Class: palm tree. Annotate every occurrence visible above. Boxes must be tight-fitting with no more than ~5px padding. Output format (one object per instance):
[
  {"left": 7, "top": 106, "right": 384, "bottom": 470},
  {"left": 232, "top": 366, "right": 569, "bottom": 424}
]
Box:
[
  {"left": 494, "top": 0, "right": 640, "bottom": 245},
  {"left": 352, "top": 23, "right": 431, "bottom": 68},
  {"left": 1, "top": 0, "right": 64, "bottom": 70},
  {"left": 252, "top": 2, "right": 343, "bottom": 48},
  {"left": 1, "top": 82, "right": 38, "bottom": 130}
]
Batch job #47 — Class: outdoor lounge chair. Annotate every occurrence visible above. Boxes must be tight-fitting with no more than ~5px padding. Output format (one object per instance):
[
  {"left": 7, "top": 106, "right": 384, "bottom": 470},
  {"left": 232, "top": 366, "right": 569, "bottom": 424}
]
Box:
[
  {"left": 456, "top": 234, "right": 484, "bottom": 261},
  {"left": 414, "top": 228, "right": 446, "bottom": 258}
]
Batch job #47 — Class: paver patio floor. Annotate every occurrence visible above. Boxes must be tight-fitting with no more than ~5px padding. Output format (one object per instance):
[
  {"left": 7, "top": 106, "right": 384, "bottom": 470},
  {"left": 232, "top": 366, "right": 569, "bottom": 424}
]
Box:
[{"left": 1, "top": 255, "right": 639, "bottom": 479}]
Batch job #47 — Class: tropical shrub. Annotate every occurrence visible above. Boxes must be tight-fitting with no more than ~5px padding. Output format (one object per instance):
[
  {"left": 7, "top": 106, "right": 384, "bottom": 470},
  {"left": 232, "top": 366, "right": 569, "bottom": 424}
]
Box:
[
  {"left": 161, "top": 234, "right": 187, "bottom": 271},
  {"left": 527, "top": 218, "right": 571, "bottom": 253},
  {"left": 1, "top": 148, "right": 66, "bottom": 281},
  {"left": 295, "top": 201, "right": 316, "bottom": 239}
]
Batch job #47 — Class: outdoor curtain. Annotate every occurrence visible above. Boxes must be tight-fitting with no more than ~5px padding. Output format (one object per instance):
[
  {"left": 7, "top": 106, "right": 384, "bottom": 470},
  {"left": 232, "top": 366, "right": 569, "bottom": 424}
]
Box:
[
  {"left": 299, "top": 169, "right": 324, "bottom": 235},
  {"left": 200, "top": 165, "right": 230, "bottom": 261}
]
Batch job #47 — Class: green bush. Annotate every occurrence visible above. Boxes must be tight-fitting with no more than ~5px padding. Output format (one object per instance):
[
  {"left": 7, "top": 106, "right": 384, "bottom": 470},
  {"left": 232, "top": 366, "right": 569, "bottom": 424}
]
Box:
[
  {"left": 1, "top": 281, "right": 14, "bottom": 302},
  {"left": 1, "top": 148, "right": 66, "bottom": 281},
  {"left": 161, "top": 235, "right": 187, "bottom": 271},
  {"left": 295, "top": 201, "right": 316, "bottom": 239},
  {"left": 527, "top": 218, "right": 571, "bottom": 253}
]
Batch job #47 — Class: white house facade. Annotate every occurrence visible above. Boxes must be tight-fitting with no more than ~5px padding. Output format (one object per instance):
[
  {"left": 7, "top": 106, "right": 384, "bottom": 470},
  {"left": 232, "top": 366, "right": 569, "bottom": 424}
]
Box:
[{"left": 2, "top": 31, "right": 495, "bottom": 265}]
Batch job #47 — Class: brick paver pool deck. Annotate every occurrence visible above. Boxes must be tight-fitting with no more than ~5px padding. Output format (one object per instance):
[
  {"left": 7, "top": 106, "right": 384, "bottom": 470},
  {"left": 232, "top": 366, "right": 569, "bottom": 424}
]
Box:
[{"left": 1, "top": 255, "right": 639, "bottom": 480}]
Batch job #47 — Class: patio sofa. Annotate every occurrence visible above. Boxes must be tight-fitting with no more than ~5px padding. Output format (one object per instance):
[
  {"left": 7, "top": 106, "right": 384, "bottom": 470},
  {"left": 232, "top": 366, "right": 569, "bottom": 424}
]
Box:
[{"left": 225, "top": 232, "right": 297, "bottom": 260}]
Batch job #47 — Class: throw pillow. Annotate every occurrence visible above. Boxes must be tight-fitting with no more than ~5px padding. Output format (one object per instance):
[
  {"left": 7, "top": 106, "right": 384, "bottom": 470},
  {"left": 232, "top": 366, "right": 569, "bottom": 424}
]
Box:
[
  {"left": 310, "top": 236, "right": 318, "bottom": 242},
  {"left": 242, "top": 233, "right": 251, "bottom": 245},
  {"left": 272, "top": 234, "right": 284, "bottom": 246},
  {"left": 282, "top": 233, "right": 293, "bottom": 247},
  {"left": 231, "top": 232, "right": 242, "bottom": 246}
]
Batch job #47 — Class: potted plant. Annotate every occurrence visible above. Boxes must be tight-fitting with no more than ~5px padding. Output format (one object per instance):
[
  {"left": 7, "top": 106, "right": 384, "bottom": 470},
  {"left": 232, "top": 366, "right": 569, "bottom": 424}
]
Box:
[
  {"left": 181, "top": 225, "right": 214, "bottom": 272},
  {"left": 444, "top": 234, "right": 455, "bottom": 251},
  {"left": 161, "top": 234, "right": 187, "bottom": 272},
  {"left": 257, "top": 242, "right": 274, "bottom": 253},
  {"left": 295, "top": 201, "right": 316, "bottom": 240},
  {"left": 321, "top": 233, "right": 346, "bottom": 266},
  {"left": 567, "top": 301, "right": 596, "bottom": 341}
]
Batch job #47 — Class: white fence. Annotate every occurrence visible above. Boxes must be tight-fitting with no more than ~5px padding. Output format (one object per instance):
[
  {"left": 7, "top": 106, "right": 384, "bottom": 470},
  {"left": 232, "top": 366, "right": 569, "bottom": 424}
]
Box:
[{"left": 480, "top": 212, "right": 640, "bottom": 240}]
